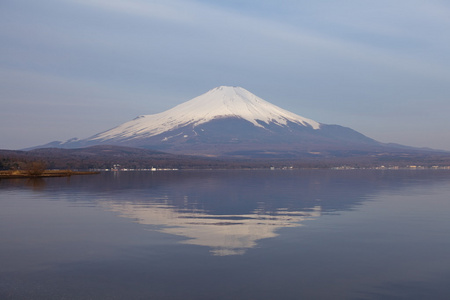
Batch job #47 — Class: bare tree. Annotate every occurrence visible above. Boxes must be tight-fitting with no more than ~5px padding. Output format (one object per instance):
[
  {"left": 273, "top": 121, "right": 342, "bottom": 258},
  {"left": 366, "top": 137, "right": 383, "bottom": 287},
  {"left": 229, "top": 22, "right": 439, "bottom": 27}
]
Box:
[{"left": 26, "top": 161, "right": 46, "bottom": 176}]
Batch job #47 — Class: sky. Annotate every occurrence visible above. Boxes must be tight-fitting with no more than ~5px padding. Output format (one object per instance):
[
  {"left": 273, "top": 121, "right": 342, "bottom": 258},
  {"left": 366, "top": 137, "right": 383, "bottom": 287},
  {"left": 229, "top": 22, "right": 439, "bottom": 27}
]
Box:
[{"left": 1, "top": 0, "right": 450, "bottom": 150}]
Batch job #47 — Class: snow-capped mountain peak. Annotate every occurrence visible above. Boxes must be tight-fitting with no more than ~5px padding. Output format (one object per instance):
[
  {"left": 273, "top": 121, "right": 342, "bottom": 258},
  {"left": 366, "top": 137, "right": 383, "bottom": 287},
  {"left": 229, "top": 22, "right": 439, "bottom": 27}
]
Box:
[
  {"left": 91, "top": 86, "right": 320, "bottom": 142},
  {"left": 32, "top": 86, "right": 387, "bottom": 156}
]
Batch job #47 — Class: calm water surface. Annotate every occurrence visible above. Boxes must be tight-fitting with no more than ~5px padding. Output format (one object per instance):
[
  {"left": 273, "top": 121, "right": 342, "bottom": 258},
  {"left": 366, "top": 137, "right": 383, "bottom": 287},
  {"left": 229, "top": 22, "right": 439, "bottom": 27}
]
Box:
[{"left": 1, "top": 170, "right": 450, "bottom": 299}]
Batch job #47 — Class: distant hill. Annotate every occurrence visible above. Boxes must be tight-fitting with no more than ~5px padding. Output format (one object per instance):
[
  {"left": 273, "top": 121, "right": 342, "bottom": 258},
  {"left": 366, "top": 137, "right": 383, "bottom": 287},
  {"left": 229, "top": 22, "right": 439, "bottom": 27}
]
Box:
[{"left": 0, "top": 145, "right": 228, "bottom": 170}]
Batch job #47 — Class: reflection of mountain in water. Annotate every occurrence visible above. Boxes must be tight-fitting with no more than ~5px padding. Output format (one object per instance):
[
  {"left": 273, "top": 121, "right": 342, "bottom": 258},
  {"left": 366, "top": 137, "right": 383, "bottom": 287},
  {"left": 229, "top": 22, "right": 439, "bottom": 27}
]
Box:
[
  {"left": 11, "top": 169, "right": 450, "bottom": 255},
  {"left": 103, "top": 200, "right": 321, "bottom": 255}
]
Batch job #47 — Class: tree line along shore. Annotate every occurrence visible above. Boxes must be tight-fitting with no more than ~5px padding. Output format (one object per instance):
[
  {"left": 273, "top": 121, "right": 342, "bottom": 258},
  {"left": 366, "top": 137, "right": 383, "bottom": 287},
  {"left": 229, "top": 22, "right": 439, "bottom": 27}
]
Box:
[
  {"left": 0, "top": 161, "right": 99, "bottom": 179},
  {"left": 2, "top": 146, "right": 450, "bottom": 175}
]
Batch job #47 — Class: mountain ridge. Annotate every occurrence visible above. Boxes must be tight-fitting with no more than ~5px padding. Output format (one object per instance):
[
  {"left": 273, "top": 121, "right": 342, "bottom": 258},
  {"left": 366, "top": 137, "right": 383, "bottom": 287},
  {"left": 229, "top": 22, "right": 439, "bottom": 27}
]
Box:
[{"left": 29, "top": 86, "right": 444, "bottom": 157}]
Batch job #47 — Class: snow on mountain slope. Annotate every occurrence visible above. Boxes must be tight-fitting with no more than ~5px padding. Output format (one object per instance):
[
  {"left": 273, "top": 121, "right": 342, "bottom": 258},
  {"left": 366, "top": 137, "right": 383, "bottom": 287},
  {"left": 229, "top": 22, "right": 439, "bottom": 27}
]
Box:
[{"left": 89, "top": 86, "right": 320, "bottom": 142}]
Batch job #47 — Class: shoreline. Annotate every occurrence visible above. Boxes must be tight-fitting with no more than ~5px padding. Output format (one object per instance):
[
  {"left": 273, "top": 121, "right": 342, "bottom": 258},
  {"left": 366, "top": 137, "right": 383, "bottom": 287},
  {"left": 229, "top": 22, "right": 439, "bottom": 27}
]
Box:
[{"left": 0, "top": 170, "right": 100, "bottom": 179}]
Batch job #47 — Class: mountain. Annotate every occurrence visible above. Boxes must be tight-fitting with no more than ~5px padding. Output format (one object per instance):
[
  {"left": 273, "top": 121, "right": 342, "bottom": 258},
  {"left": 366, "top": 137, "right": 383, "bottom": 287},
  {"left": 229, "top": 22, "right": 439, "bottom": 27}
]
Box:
[{"left": 33, "top": 86, "right": 433, "bottom": 157}]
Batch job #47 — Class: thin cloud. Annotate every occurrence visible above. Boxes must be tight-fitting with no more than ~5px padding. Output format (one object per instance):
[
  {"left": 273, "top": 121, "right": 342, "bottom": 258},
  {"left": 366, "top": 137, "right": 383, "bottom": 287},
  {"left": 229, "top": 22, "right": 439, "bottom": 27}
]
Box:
[
  {"left": 70, "top": 0, "right": 450, "bottom": 82},
  {"left": 72, "top": 0, "right": 197, "bottom": 22}
]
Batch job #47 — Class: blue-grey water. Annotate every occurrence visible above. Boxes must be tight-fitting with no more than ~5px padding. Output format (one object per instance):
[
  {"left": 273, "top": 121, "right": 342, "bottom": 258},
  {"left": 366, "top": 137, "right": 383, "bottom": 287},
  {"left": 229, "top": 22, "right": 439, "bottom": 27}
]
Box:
[{"left": 1, "top": 169, "right": 450, "bottom": 299}]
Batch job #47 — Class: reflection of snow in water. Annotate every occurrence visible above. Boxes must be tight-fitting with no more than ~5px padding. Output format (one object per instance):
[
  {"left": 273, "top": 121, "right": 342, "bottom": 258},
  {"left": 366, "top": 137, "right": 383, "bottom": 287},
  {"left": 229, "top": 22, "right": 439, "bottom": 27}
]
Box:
[{"left": 103, "top": 200, "right": 321, "bottom": 256}]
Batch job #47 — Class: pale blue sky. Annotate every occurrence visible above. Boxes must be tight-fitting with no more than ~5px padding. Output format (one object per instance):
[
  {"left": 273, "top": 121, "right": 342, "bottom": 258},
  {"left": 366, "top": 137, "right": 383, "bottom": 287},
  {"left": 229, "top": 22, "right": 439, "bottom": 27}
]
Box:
[{"left": 1, "top": 0, "right": 450, "bottom": 150}]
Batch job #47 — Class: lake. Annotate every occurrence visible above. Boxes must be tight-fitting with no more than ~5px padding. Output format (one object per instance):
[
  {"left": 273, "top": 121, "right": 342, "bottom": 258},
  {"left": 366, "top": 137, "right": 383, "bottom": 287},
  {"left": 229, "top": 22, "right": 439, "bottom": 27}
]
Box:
[{"left": 1, "top": 169, "right": 450, "bottom": 299}]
